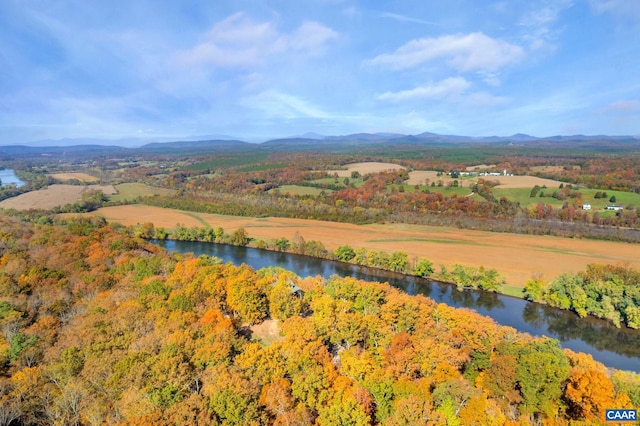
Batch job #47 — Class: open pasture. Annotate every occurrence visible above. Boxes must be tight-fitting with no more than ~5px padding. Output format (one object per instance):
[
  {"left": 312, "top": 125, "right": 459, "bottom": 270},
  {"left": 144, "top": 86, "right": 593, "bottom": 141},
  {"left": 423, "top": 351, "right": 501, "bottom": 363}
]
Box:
[
  {"left": 0, "top": 184, "right": 116, "bottom": 210},
  {"left": 407, "top": 171, "right": 461, "bottom": 186},
  {"left": 50, "top": 172, "right": 100, "bottom": 182},
  {"left": 407, "top": 171, "right": 566, "bottom": 190},
  {"left": 487, "top": 175, "right": 566, "bottom": 189},
  {"left": 326, "top": 162, "right": 406, "bottom": 177},
  {"left": 269, "top": 185, "right": 333, "bottom": 196},
  {"left": 83, "top": 204, "right": 640, "bottom": 287},
  {"left": 109, "top": 183, "right": 176, "bottom": 203}
]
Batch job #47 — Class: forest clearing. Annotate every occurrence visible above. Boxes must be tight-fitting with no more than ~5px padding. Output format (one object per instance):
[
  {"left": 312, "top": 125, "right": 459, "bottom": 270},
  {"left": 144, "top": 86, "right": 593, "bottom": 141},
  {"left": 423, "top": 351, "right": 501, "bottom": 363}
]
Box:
[{"left": 82, "top": 204, "right": 640, "bottom": 286}]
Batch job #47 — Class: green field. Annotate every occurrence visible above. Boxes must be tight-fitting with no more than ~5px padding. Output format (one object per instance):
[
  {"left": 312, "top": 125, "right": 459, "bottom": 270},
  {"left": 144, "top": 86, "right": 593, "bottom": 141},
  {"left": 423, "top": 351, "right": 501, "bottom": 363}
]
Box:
[
  {"left": 269, "top": 185, "right": 334, "bottom": 196},
  {"left": 109, "top": 183, "right": 176, "bottom": 202},
  {"left": 311, "top": 177, "right": 365, "bottom": 187},
  {"left": 405, "top": 185, "right": 475, "bottom": 197},
  {"left": 494, "top": 187, "right": 640, "bottom": 210}
]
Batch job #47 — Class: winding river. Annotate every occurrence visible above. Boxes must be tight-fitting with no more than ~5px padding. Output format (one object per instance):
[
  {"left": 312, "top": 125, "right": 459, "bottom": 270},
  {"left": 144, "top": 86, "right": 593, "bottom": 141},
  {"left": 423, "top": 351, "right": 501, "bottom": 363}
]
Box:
[{"left": 155, "top": 240, "right": 640, "bottom": 372}]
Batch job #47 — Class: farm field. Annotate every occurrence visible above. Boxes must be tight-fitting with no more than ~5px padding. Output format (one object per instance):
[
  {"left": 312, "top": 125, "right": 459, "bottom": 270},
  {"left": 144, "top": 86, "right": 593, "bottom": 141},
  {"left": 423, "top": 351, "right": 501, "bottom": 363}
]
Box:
[
  {"left": 404, "top": 171, "right": 566, "bottom": 190},
  {"left": 0, "top": 184, "right": 116, "bottom": 210},
  {"left": 83, "top": 204, "right": 640, "bottom": 287},
  {"left": 325, "top": 162, "right": 406, "bottom": 177},
  {"left": 50, "top": 172, "right": 99, "bottom": 182}
]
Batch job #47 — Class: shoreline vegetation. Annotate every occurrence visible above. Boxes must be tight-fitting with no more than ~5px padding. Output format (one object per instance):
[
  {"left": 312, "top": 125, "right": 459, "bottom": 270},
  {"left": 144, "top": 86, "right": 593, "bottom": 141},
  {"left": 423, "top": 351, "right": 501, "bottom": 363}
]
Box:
[{"left": 124, "top": 220, "right": 640, "bottom": 330}]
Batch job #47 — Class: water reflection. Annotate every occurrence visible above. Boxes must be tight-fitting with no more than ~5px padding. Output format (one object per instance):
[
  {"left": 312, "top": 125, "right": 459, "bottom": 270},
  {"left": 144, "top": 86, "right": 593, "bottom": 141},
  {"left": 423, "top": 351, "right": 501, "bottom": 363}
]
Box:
[{"left": 155, "top": 240, "right": 640, "bottom": 372}]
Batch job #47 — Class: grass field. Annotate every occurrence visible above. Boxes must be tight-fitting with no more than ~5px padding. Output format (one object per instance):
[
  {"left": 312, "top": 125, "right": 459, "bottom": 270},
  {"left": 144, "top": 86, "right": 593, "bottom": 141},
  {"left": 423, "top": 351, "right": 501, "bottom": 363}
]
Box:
[
  {"left": 493, "top": 187, "right": 640, "bottom": 210},
  {"left": 310, "top": 177, "right": 365, "bottom": 187},
  {"left": 269, "top": 185, "right": 334, "bottom": 196},
  {"left": 80, "top": 204, "right": 640, "bottom": 287},
  {"left": 0, "top": 184, "right": 116, "bottom": 210},
  {"left": 50, "top": 172, "right": 100, "bottom": 182},
  {"left": 108, "top": 183, "right": 176, "bottom": 203},
  {"left": 325, "top": 162, "right": 406, "bottom": 177}
]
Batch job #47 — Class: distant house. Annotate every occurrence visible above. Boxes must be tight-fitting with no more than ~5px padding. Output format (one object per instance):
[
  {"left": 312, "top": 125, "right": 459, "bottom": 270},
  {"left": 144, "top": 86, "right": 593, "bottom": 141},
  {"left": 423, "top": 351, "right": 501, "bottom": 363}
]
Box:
[
  {"left": 582, "top": 203, "right": 591, "bottom": 210},
  {"left": 605, "top": 205, "right": 623, "bottom": 211}
]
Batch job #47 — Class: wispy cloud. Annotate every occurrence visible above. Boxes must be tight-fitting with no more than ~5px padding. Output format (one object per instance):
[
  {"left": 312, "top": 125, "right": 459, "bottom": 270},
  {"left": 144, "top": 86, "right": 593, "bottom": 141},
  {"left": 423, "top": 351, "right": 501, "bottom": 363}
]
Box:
[
  {"left": 605, "top": 99, "right": 640, "bottom": 112},
  {"left": 366, "top": 32, "right": 524, "bottom": 73},
  {"left": 377, "top": 77, "right": 471, "bottom": 102},
  {"left": 379, "top": 12, "right": 437, "bottom": 26},
  {"left": 241, "top": 90, "right": 330, "bottom": 119},
  {"left": 589, "top": 0, "right": 640, "bottom": 20},
  {"left": 518, "top": 0, "right": 574, "bottom": 51}
]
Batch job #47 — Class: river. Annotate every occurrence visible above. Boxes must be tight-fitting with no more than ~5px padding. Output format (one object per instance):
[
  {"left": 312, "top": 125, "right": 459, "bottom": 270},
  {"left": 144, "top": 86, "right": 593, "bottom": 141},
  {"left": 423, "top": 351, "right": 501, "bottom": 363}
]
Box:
[
  {"left": 155, "top": 239, "right": 640, "bottom": 372},
  {"left": 0, "top": 169, "right": 26, "bottom": 187}
]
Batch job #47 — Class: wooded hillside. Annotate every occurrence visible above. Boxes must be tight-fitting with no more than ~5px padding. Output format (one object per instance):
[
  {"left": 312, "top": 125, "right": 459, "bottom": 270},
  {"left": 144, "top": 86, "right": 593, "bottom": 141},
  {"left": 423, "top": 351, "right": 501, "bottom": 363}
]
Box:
[{"left": 0, "top": 216, "right": 638, "bottom": 425}]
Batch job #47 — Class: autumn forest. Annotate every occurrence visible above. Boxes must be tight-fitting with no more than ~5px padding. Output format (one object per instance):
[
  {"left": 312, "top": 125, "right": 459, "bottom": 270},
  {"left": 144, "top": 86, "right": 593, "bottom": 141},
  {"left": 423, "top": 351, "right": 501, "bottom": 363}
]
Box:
[{"left": 0, "top": 216, "right": 638, "bottom": 425}]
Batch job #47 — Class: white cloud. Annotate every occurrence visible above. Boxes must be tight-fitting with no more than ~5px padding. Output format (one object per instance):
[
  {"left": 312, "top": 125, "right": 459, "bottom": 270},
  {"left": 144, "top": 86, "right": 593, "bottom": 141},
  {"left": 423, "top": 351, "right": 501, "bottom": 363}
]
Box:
[
  {"left": 366, "top": 32, "right": 524, "bottom": 73},
  {"left": 377, "top": 77, "right": 471, "bottom": 102},
  {"left": 180, "top": 13, "right": 337, "bottom": 68},
  {"left": 290, "top": 21, "right": 338, "bottom": 54}
]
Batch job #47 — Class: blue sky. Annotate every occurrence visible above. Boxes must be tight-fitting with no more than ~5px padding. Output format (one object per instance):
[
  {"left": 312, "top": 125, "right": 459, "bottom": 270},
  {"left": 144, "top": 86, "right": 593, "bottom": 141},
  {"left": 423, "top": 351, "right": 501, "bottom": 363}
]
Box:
[{"left": 1, "top": 0, "right": 640, "bottom": 144}]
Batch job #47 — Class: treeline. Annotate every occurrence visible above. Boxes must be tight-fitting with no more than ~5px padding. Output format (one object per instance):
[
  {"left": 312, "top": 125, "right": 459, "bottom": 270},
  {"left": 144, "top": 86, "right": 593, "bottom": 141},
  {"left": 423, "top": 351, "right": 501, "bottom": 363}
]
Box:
[
  {"left": 141, "top": 185, "right": 640, "bottom": 243},
  {"left": 129, "top": 222, "right": 506, "bottom": 293},
  {"left": 0, "top": 216, "right": 638, "bottom": 425},
  {"left": 525, "top": 264, "right": 640, "bottom": 329}
]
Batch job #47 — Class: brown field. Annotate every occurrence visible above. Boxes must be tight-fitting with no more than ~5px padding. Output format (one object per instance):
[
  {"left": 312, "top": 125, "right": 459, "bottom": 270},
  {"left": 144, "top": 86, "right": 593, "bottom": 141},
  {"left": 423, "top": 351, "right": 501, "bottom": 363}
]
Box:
[
  {"left": 326, "top": 162, "right": 405, "bottom": 177},
  {"left": 83, "top": 204, "right": 640, "bottom": 287},
  {"left": 465, "top": 164, "right": 497, "bottom": 171},
  {"left": 0, "top": 184, "right": 117, "bottom": 210},
  {"left": 483, "top": 175, "right": 565, "bottom": 189},
  {"left": 50, "top": 172, "right": 99, "bottom": 182},
  {"left": 530, "top": 165, "right": 581, "bottom": 173},
  {"left": 407, "top": 171, "right": 565, "bottom": 189},
  {"left": 407, "top": 171, "right": 457, "bottom": 185}
]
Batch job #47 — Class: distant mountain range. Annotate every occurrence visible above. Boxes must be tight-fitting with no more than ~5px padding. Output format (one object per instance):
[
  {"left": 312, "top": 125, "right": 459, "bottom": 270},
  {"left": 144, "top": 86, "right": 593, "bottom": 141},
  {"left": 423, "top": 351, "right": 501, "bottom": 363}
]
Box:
[{"left": 1, "top": 132, "right": 639, "bottom": 158}]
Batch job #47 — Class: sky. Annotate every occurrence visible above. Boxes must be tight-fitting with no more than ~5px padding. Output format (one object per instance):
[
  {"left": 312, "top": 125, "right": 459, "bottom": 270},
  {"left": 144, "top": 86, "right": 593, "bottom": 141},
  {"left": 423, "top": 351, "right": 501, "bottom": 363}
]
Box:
[{"left": 1, "top": 0, "right": 640, "bottom": 145}]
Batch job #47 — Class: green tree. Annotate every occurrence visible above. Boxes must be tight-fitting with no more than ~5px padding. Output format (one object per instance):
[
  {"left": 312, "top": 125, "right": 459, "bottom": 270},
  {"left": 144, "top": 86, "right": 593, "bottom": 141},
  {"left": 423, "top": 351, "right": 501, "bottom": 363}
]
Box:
[
  {"left": 274, "top": 237, "right": 291, "bottom": 251},
  {"left": 516, "top": 338, "right": 569, "bottom": 418},
  {"left": 523, "top": 275, "right": 546, "bottom": 302},
  {"left": 229, "top": 228, "right": 249, "bottom": 246},
  {"left": 414, "top": 258, "right": 434, "bottom": 277},
  {"left": 335, "top": 245, "right": 356, "bottom": 262},
  {"left": 389, "top": 251, "right": 409, "bottom": 273}
]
